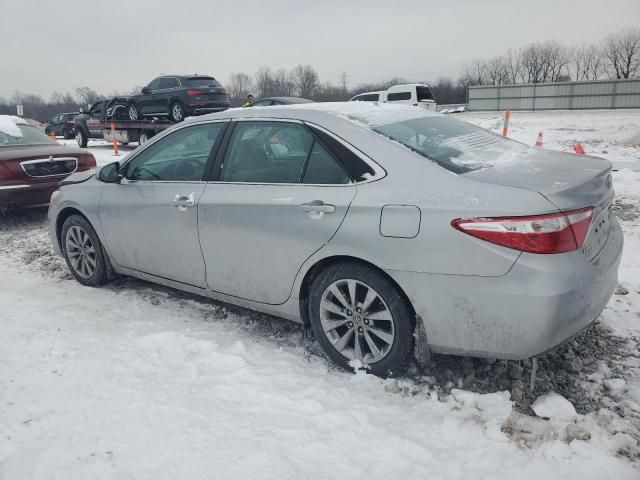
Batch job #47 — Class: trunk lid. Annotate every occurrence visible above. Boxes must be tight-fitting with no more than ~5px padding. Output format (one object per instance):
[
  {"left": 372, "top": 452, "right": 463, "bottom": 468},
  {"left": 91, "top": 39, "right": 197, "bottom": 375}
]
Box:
[
  {"left": 465, "top": 148, "right": 614, "bottom": 260},
  {"left": 464, "top": 148, "right": 613, "bottom": 211},
  {"left": 0, "top": 145, "right": 92, "bottom": 181}
]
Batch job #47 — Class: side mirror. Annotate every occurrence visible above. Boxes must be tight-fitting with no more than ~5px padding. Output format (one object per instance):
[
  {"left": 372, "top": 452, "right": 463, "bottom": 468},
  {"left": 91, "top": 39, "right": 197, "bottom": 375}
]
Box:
[
  {"left": 98, "top": 162, "right": 122, "bottom": 183},
  {"left": 141, "top": 86, "right": 151, "bottom": 94}
]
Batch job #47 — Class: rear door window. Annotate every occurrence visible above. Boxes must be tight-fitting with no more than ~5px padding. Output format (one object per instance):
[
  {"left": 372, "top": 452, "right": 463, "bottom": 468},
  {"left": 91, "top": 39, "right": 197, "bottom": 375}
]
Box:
[
  {"left": 159, "top": 77, "right": 179, "bottom": 89},
  {"left": 220, "top": 122, "right": 313, "bottom": 183},
  {"left": 387, "top": 92, "right": 412, "bottom": 101}
]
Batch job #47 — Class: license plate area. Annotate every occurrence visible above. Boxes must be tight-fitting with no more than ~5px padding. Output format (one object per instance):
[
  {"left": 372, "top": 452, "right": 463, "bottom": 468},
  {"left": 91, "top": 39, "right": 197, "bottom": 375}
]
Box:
[{"left": 583, "top": 206, "right": 611, "bottom": 260}]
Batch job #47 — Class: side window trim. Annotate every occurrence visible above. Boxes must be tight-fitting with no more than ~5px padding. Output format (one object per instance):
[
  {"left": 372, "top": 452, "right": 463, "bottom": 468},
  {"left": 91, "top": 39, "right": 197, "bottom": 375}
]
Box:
[
  {"left": 302, "top": 130, "right": 353, "bottom": 183},
  {"left": 303, "top": 122, "right": 386, "bottom": 183}
]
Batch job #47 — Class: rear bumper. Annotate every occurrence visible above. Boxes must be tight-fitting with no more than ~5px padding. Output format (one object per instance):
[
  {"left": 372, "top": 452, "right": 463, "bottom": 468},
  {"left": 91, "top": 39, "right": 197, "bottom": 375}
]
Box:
[
  {"left": 0, "top": 181, "right": 58, "bottom": 209},
  {"left": 387, "top": 216, "right": 624, "bottom": 359},
  {"left": 190, "top": 106, "right": 230, "bottom": 115}
]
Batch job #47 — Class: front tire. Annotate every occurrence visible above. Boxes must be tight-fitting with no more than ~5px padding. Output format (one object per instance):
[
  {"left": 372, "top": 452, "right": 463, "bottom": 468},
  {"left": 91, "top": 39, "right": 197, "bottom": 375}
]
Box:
[
  {"left": 61, "top": 215, "right": 109, "bottom": 287},
  {"left": 75, "top": 128, "right": 88, "bottom": 148},
  {"left": 308, "top": 263, "right": 415, "bottom": 377}
]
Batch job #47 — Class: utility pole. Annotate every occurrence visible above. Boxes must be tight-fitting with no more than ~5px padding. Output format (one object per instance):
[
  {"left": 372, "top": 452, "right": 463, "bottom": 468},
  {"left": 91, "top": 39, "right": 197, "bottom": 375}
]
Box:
[{"left": 339, "top": 71, "right": 348, "bottom": 92}]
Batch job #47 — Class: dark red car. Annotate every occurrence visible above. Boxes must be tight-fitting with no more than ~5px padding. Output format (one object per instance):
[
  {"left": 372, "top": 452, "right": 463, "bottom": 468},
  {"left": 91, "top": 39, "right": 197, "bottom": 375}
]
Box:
[{"left": 0, "top": 116, "right": 96, "bottom": 212}]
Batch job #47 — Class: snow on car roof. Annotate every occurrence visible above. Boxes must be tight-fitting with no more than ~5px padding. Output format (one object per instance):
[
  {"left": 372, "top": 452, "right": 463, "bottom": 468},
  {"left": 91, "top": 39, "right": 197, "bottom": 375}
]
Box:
[
  {"left": 0, "top": 115, "right": 27, "bottom": 138},
  {"left": 292, "top": 101, "right": 439, "bottom": 128}
]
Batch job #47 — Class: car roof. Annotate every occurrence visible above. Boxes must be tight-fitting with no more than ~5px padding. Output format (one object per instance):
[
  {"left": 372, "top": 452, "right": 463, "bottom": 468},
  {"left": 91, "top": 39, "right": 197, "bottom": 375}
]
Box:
[
  {"left": 260, "top": 97, "right": 313, "bottom": 104},
  {"left": 158, "top": 74, "right": 216, "bottom": 79},
  {"left": 187, "top": 101, "right": 438, "bottom": 126}
]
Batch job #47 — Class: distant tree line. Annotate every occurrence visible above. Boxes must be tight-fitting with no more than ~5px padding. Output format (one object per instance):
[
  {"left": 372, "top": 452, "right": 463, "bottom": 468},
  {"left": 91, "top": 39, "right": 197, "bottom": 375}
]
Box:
[
  {"left": 2, "top": 27, "right": 638, "bottom": 122},
  {"left": 459, "top": 27, "right": 640, "bottom": 87}
]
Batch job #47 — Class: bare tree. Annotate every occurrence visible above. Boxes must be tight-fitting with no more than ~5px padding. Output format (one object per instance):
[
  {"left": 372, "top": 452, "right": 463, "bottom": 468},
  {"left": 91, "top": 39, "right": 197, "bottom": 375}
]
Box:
[
  {"left": 75, "top": 87, "right": 101, "bottom": 106},
  {"left": 291, "top": 64, "right": 319, "bottom": 98},
  {"left": 271, "top": 69, "right": 295, "bottom": 97},
  {"left": 572, "top": 44, "right": 604, "bottom": 80},
  {"left": 486, "top": 56, "right": 509, "bottom": 85},
  {"left": 505, "top": 48, "right": 522, "bottom": 84},
  {"left": 227, "top": 72, "right": 253, "bottom": 105},
  {"left": 539, "top": 41, "right": 569, "bottom": 82},
  {"left": 604, "top": 27, "right": 640, "bottom": 79},
  {"left": 459, "top": 59, "right": 488, "bottom": 86},
  {"left": 254, "top": 66, "right": 274, "bottom": 98}
]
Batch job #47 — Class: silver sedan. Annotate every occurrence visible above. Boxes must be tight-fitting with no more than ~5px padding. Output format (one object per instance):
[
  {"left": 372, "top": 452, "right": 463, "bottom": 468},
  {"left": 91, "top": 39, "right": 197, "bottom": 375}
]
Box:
[{"left": 48, "top": 103, "right": 623, "bottom": 376}]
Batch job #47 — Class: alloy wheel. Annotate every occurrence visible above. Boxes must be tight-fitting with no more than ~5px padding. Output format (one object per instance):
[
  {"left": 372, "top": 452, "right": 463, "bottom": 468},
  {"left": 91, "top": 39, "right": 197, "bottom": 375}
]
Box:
[
  {"left": 319, "top": 279, "right": 395, "bottom": 364},
  {"left": 128, "top": 105, "right": 138, "bottom": 120},
  {"left": 65, "top": 225, "right": 97, "bottom": 279},
  {"left": 172, "top": 104, "right": 184, "bottom": 121}
]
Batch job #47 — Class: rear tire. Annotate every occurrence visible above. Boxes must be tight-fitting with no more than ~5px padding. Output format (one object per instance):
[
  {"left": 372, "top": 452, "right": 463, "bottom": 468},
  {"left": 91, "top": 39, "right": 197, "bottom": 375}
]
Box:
[
  {"left": 61, "top": 215, "right": 109, "bottom": 287},
  {"left": 170, "top": 101, "right": 186, "bottom": 122},
  {"left": 128, "top": 103, "right": 140, "bottom": 121},
  {"left": 64, "top": 130, "right": 73, "bottom": 140},
  {"left": 308, "top": 262, "right": 415, "bottom": 377}
]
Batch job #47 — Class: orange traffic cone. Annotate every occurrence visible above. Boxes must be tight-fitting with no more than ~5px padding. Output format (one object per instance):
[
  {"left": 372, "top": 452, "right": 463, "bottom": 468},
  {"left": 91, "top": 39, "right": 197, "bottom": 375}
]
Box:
[
  {"left": 49, "top": 130, "right": 57, "bottom": 142},
  {"left": 111, "top": 122, "right": 120, "bottom": 156},
  {"left": 535, "top": 131, "right": 543, "bottom": 147},
  {"left": 573, "top": 144, "right": 586, "bottom": 155}
]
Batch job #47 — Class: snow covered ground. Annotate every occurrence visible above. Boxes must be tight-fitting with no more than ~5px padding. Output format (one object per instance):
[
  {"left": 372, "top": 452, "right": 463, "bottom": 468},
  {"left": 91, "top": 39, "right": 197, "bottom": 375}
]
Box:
[{"left": 1, "top": 110, "right": 640, "bottom": 479}]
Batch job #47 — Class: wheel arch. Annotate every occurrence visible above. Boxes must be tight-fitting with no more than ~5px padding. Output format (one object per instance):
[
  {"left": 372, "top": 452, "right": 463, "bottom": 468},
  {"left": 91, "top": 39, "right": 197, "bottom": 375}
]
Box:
[
  {"left": 297, "top": 255, "right": 417, "bottom": 327},
  {"left": 55, "top": 206, "right": 117, "bottom": 279},
  {"left": 55, "top": 207, "right": 92, "bottom": 249}
]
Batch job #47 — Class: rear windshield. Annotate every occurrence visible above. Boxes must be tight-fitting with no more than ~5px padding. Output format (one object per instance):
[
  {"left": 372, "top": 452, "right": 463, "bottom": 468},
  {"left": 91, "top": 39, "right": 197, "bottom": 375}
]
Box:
[
  {"left": 349, "top": 108, "right": 529, "bottom": 174},
  {"left": 187, "top": 77, "right": 221, "bottom": 87},
  {"left": 0, "top": 124, "right": 57, "bottom": 147},
  {"left": 353, "top": 94, "right": 380, "bottom": 102}
]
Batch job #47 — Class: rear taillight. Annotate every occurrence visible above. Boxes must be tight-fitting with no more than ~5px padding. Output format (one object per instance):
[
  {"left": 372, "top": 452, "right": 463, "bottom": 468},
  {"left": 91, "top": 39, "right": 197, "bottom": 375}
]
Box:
[
  {"left": 451, "top": 207, "right": 594, "bottom": 254},
  {"left": 65, "top": 120, "right": 74, "bottom": 126},
  {"left": 78, "top": 153, "right": 97, "bottom": 168},
  {"left": 186, "top": 89, "right": 206, "bottom": 96}
]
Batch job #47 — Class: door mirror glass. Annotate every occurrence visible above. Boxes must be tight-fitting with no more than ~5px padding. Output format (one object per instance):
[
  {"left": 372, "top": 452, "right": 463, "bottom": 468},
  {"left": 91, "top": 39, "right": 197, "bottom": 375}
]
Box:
[
  {"left": 141, "top": 86, "right": 151, "bottom": 94},
  {"left": 98, "top": 162, "right": 120, "bottom": 183}
]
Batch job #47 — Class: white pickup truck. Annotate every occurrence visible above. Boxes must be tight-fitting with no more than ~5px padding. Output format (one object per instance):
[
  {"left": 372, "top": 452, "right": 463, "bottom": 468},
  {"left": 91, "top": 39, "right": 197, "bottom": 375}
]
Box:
[{"left": 349, "top": 83, "right": 437, "bottom": 111}]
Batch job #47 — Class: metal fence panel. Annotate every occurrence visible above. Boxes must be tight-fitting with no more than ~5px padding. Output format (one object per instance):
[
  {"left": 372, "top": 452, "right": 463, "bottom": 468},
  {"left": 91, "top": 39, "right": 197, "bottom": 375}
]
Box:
[{"left": 468, "top": 79, "right": 640, "bottom": 111}]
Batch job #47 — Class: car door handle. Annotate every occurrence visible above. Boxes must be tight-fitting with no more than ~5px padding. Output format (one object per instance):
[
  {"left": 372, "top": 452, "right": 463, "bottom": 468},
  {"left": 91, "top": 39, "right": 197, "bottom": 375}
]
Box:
[
  {"left": 300, "top": 201, "right": 335, "bottom": 214},
  {"left": 172, "top": 192, "right": 195, "bottom": 210}
]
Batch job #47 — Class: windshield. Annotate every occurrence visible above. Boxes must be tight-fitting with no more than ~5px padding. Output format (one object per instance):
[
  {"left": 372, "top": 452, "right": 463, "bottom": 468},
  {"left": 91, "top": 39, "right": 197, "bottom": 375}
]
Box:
[
  {"left": 187, "top": 77, "right": 221, "bottom": 87},
  {"left": 349, "top": 108, "right": 529, "bottom": 174},
  {"left": 0, "top": 124, "right": 57, "bottom": 147}
]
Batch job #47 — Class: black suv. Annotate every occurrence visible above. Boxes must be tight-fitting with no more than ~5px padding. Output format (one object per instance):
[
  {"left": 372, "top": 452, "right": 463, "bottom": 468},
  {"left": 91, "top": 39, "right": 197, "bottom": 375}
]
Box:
[
  {"left": 127, "top": 75, "right": 230, "bottom": 122},
  {"left": 44, "top": 112, "right": 79, "bottom": 139}
]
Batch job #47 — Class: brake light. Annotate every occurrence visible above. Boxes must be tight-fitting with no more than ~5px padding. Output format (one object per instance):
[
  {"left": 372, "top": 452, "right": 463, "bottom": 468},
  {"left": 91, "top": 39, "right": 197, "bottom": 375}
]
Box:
[
  {"left": 65, "top": 120, "right": 74, "bottom": 126},
  {"left": 451, "top": 207, "right": 594, "bottom": 254},
  {"left": 77, "top": 153, "right": 97, "bottom": 168},
  {"left": 186, "top": 89, "right": 206, "bottom": 96}
]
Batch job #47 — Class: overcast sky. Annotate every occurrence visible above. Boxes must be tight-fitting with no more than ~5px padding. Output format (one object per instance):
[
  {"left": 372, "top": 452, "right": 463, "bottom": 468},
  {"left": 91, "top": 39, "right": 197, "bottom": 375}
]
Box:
[{"left": 1, "top": 0, "right": 639, "bottom": 99}]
